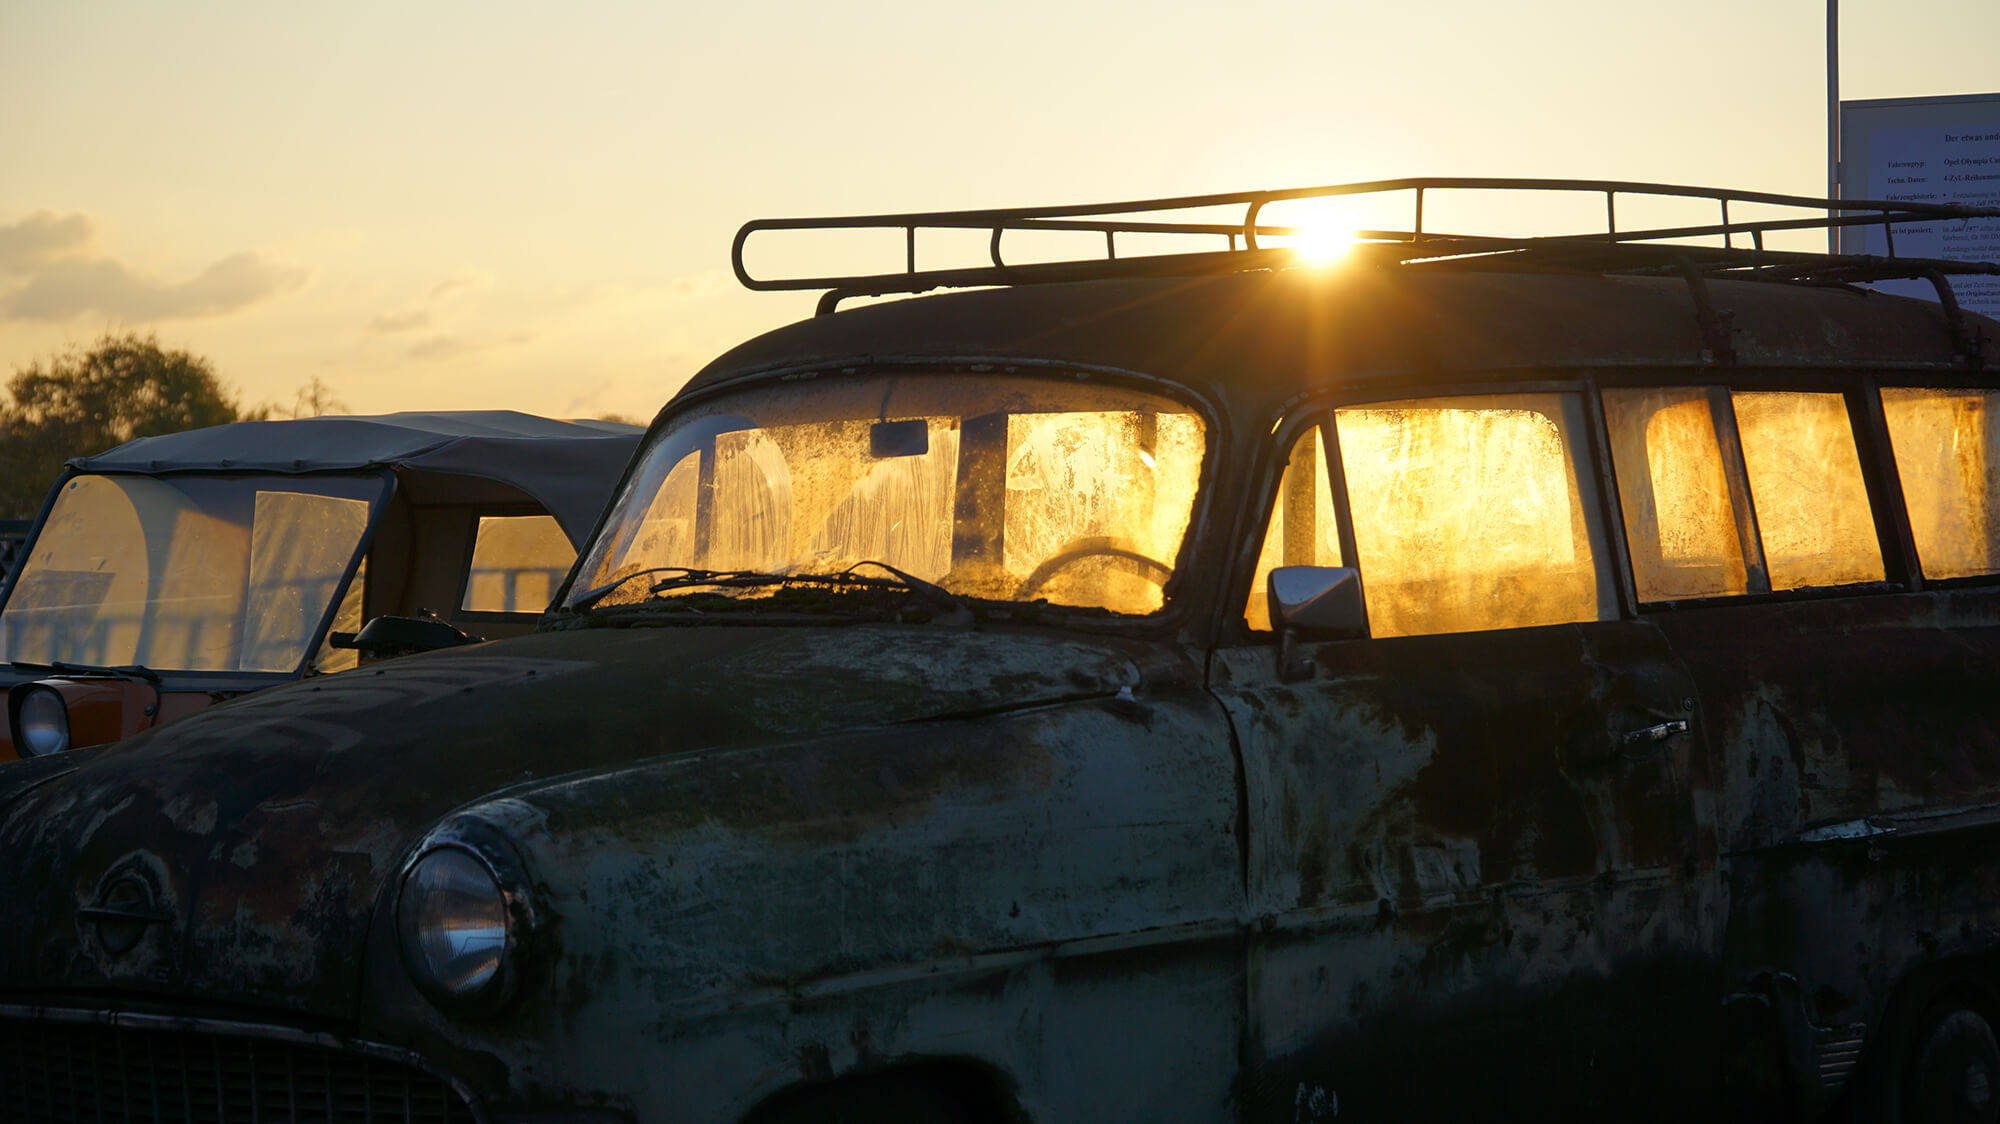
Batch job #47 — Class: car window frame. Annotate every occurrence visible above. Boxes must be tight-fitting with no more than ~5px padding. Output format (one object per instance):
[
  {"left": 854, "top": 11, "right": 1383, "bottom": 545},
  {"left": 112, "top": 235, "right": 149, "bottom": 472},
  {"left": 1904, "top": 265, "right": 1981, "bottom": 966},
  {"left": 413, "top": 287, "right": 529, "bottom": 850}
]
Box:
[
  {"left": 1220, "top": 367, "right": 1987, "bottom": 646},
  {"left": 0, "top": 465, "right": 397, "bottom": 685},
  {"left": 548, "top": 358, "right": 1230, "bottom": 636},
  {"left": 1596, "top": 370, "right": 1921, "bottom": 613},
  {"left": 453, "top": 504, "right": 581, "bottom": 626},
  {"left": 1224, "top": 376, "right": 1629, "bottom": 643},
  {"left": 1870, "top": 374, "right": 2000, "bottom": 593}
]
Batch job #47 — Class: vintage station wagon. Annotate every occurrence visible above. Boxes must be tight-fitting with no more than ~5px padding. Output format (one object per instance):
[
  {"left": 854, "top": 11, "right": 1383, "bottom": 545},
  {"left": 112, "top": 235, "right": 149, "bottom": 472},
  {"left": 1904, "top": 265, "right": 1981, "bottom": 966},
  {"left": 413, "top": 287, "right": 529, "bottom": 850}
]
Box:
[{"left": 2, "top": 179, "right": 1999, "bottom": 1123}]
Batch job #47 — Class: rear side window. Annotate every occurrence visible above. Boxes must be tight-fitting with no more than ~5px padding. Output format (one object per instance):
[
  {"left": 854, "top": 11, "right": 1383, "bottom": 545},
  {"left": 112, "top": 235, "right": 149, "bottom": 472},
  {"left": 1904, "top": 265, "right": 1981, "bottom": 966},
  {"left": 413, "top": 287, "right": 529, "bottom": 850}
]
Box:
[
  {"left": 1333, "top": 392, "right": 1610, "bottom": 637},
  {"left": 462, "top": 516, "right": 576, "bottom": 614},
  {"left": 1603, "top": 387, "right": 1750, "bottom": 601},
  {"left": 1605, "top": 388, "right": 1882, "bottom": 598},
  {"left": 1880, "top": 388, "right": 2000, "bottom": 580},
  {"left": 1733, "top": 392, "right": 1883, "bottom": 590}
]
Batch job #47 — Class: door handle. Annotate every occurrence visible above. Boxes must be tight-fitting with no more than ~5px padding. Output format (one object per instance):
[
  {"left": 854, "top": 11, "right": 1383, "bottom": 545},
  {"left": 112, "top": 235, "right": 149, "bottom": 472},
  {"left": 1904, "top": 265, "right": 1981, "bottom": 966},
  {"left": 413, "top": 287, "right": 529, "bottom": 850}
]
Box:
[{"left": 1622, "top": 719, "right": 1690, "bottom": 746}]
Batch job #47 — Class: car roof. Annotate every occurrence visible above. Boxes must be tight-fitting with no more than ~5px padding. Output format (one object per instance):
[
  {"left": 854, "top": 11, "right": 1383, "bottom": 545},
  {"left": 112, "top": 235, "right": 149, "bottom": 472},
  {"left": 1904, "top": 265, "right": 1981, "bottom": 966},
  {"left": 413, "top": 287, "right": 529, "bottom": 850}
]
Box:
[
  {"left": 68, "top": 411, "right": 643, "bottom": 545},
  {"left": 701, "top": 179, "right": 2000, "bottom": 425},
  {"left": 683, "top": 266, "right": 2000, "bottom": 426}
]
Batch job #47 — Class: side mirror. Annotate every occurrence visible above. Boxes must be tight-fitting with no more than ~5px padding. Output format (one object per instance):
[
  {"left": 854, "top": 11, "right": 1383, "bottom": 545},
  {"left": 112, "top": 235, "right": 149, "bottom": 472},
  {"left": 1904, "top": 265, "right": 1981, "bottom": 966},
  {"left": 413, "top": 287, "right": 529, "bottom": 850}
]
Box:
[
  {"left": 1270, "top": 566, "right": 1367, "bottom": 640},
  {"left": 1269, "top": 566, "right": 1366, "bottom": 683},
  {"left": 329, "top": 613, "right": 479, "bottom": 659}
]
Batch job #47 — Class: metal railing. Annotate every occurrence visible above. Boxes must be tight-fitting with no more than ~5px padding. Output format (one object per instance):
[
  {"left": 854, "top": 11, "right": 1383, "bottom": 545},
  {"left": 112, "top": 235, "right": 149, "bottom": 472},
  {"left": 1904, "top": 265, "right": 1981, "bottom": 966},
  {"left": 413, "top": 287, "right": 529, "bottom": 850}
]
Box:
[{"left": 732, "top": 178, "right": 2000, "bottom": 314}]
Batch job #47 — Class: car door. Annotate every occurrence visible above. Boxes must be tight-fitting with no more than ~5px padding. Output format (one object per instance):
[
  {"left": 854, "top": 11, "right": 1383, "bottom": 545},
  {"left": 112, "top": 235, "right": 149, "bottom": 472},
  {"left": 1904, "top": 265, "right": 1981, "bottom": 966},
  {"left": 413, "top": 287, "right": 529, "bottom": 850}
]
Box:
[
  {"left": 1212, "top": 391, "right": 1720, "bottom": 1122},
  {"left": 1610, "top": 381, "right": 2000, "bottom": 1113}
]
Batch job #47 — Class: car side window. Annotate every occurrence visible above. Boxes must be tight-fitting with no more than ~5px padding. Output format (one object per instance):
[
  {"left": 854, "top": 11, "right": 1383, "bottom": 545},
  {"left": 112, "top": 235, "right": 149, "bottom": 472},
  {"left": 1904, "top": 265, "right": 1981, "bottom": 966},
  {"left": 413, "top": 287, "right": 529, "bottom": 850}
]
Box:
[
  {"left": 1332, "top": 392, "right": 1611, "bottom": 637},
  {"left": 310, "top": 556, "right": 365, "bottom": 674},
  {"left": 242, "top": 490, "right": 374, "bottom": 672},
  {"left": 1732, "top": 392, "right": 1883, "bottom": 590},
  {"left": 461, "top": 515, "right": 577, "bottom": 614},
  {"left": 1880, "top": 387, "right": 2000, "bottom": 580},
  {"left": 1244, "top": 424, "right": 1343, "bottom": 631},
  {"left": 1605, "top": 387, "right": 1883, "bottom": 598},
  {"left": 1603, "top": 387, "right": 1752, "bottom": 600}
]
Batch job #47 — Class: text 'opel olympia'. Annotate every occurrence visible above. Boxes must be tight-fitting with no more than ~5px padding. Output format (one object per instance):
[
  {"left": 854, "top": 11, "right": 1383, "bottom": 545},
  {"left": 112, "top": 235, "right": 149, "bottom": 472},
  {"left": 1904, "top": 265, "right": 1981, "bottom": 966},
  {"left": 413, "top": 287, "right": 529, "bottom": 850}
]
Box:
[{"left": 3, "top": 180, "right": 2000, "bottom": 1123}]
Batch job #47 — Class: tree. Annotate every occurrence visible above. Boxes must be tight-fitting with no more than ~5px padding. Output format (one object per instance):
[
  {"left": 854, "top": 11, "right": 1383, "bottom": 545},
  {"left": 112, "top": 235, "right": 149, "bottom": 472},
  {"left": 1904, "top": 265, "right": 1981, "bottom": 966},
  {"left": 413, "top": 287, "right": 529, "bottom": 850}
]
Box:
[
  {"left": 0, "top": 332, "right": 260, "bottom": 518},
  {"left": 290, "top": 375, "right": 347, "bottom": 418}
]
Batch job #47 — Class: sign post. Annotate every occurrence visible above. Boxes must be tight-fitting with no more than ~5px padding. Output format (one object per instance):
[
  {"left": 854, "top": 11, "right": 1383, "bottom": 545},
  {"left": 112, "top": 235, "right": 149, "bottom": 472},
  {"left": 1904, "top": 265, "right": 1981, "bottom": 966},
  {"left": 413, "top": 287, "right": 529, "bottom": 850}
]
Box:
[{"left": 1828, "top": 0, "right": 1839, "bottom": 241}]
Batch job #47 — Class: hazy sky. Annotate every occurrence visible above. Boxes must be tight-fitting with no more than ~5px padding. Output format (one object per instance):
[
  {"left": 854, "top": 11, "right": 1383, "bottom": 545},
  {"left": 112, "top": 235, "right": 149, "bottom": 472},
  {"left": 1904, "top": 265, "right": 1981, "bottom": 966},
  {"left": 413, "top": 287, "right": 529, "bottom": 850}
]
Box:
[{"left": 3, "top": 1, "right": 1997, "bottom": 422}]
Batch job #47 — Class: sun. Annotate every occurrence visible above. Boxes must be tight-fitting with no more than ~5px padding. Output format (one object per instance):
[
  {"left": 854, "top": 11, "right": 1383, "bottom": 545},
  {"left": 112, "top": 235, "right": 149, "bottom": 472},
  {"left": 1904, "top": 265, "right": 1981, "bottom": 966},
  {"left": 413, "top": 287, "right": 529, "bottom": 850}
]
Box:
[{"left": 1284, "top": 203, "right": 1359, "bottom": 266}]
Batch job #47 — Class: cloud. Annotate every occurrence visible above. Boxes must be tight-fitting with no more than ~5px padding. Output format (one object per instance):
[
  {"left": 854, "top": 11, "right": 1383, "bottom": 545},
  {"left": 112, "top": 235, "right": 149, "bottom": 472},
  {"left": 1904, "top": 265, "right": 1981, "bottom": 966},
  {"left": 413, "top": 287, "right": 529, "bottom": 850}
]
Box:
[
  {"left": 0, "top": 249, "right": 308, "bottom": 322},
  {"left": 429, "top": 273, "right": 483, "bottom": 301},
  {"left": 370, "top": 309, "right": 431, "bottom": 334},
  {"left": 0, "top": 211, "right": 95, "bottom": 274},
  {"left": 407, "top": 334, "right": 473, "bottom": 361},
  {"left": 614, "top": 272, "right": 730, "bottom": 303},
  {"left": 368, "top": 270, "right": 488, "bottom": 336}
]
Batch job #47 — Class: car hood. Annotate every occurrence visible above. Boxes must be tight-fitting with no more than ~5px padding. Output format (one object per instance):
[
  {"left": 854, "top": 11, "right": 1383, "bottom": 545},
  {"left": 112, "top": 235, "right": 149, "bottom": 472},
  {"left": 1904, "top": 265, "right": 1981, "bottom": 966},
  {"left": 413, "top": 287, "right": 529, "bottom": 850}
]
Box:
[{"left": 0, "top": 622, "right": 1152, "bottom": 1021}]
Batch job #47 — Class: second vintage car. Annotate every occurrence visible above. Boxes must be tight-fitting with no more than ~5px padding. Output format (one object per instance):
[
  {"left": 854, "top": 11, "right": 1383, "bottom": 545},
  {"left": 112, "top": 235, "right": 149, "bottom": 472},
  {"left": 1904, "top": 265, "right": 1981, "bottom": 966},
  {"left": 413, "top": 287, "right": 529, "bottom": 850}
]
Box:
[{"left": 0, "top": 410, "right": 640, "bottom": 759}]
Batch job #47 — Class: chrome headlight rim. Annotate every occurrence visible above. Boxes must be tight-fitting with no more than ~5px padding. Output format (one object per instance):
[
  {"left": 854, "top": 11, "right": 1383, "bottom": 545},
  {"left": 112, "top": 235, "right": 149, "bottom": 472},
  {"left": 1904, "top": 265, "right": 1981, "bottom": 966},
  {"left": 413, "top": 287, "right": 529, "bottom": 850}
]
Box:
[
  {"left": 11, "top": 684, "right": 71, "bottom": 757},
  {"left": 394, "top": 831, "right": 543, "bottom": 1016}
]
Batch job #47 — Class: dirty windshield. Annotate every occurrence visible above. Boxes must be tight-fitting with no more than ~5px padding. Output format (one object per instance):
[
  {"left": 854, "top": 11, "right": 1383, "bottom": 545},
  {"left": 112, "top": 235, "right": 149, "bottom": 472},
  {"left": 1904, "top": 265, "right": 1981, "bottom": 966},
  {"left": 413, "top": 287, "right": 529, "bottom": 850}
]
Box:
[
  {"left": 0, "top": 473, "right": 384, "bottom": 673},
  {"left": 573, "top": 373, "right": 1207, "bottom": 615}
]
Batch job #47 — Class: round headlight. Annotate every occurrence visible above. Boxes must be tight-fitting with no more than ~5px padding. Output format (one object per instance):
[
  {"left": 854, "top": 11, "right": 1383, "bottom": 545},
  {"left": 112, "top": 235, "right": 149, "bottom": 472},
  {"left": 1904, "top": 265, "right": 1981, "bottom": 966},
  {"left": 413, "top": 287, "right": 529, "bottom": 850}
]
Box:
[
  {"left": 397, "top": 846, "right": 512, "bottom": 1008},
  {"left": 15, "top": 688, "right": 71, "bottom": 757}
]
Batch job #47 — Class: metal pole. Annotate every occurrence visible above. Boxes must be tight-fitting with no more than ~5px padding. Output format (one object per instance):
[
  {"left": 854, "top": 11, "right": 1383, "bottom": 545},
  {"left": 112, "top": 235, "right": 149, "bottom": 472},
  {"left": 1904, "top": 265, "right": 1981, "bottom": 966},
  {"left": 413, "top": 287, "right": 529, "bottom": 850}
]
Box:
[{"left": 1828, "top": 0, "right": 1840, "bottom": 251}]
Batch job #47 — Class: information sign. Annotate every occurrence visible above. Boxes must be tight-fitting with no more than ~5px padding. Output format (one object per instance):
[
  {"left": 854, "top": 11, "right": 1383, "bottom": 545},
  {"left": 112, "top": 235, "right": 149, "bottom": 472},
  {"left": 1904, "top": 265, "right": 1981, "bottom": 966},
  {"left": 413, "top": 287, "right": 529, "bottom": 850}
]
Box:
[{"left": 1837, "top": 93, "right": 2000, "bottom": 318}]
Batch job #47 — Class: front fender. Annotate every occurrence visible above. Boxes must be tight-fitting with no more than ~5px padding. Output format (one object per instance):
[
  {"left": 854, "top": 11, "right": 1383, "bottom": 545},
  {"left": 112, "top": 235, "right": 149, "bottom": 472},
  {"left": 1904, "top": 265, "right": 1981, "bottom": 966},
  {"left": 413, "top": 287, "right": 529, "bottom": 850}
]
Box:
[{"left": 362, "top": 692, "right": 1244, "bottom": 1122}]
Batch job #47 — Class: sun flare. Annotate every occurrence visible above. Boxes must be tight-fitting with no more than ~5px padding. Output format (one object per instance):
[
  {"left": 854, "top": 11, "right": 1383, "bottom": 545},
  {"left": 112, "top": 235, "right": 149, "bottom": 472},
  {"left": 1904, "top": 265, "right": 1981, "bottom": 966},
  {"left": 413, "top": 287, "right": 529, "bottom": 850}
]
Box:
[{"left": 1285, "top": 206, "right": 1359, "bottom": 266}]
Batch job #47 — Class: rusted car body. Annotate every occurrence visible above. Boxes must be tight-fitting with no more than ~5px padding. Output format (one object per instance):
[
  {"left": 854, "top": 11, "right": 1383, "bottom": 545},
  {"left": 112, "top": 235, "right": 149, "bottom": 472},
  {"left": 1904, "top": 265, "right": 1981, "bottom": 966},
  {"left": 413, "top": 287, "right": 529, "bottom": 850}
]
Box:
[
  {"left": 0, "top": 411, "right": 640, "bottom": 760},
  {"left": 2, "top": 180, "right": 1999, "bottom": 1123}
]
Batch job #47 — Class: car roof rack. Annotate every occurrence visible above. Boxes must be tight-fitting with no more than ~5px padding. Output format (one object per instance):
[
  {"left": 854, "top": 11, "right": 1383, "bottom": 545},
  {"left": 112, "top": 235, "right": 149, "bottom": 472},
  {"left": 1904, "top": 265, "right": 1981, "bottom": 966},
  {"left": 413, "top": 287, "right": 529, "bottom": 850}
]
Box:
[{"left": 732, "top": 177, "right": 2000, "bottom": 316}]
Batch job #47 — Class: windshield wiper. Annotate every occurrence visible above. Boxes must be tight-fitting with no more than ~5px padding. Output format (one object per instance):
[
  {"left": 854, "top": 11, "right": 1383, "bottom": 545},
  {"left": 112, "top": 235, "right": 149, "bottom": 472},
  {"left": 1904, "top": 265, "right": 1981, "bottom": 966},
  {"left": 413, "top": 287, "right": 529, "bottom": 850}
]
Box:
[
  {"left": 568, "top": 564, "right": 740, "bottom": 608},
  {"left": 579, "top": 561, "right": 969, "bottom": 615},
  {"left": 8, "top": 659, "right": 161, "bottom": 684},
  {"left": 834, "top": 560, "right": 968, "bottom": 613}
]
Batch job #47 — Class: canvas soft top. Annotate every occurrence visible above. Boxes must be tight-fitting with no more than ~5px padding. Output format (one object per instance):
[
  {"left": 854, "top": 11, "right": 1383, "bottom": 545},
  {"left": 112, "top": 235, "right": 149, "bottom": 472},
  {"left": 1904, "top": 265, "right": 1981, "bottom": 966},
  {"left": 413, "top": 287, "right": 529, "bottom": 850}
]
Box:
[{"left": 68, "top": 411, "right": 643, "bottom": 544}]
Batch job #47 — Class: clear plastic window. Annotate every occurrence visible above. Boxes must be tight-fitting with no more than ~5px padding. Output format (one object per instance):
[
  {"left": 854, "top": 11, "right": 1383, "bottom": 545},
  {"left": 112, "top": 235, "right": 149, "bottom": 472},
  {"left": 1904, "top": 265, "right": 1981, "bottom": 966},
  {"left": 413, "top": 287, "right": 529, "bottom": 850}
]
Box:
[
  {"left": 1245, "top": 425, "right": 1343, "bottom": 631},
  {"left": 240, "top": 491, "right": 374, "bottom": 670},
  {"left": 1733, "top": 391, "right": 1883, "bottom": 590},
  {"left": 0, "top": 474, "right": 382, "bottom": 672},
  {"left": 312, "top": 557, "right": 366, "bottom": 674},
  {"left": 1604, "top": 387, "right": 1750, "bottom": 601},
  {"left": 461, "top": 515, "right": 578, "bottom": 613},
  {"left": 1881, "top": 387, "right": 2000, "bottom": 580},
  {"left": 1334, "top": 393, "right": 1608, "bottom": 637}
]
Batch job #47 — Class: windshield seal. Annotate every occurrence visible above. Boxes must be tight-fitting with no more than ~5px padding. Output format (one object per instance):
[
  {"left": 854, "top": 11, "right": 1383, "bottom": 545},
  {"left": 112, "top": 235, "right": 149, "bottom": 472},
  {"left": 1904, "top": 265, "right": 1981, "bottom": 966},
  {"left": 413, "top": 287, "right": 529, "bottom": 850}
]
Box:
[
  {"left": 0, "top": 469, "right": 393, "bottom": 677},
  {"left": 558, "top": 364, "right": 1218, "bottom": 627}
]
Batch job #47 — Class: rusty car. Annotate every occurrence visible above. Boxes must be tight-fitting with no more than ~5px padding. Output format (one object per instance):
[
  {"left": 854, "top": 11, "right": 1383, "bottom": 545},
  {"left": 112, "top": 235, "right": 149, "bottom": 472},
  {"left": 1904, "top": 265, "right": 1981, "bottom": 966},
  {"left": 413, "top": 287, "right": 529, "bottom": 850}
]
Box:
[
  {"left": 0, "top": 410, "right": 640, "bottom": 760},
  {"left": 2, "top": 179, "right": 1999, "bottom": 1123}
]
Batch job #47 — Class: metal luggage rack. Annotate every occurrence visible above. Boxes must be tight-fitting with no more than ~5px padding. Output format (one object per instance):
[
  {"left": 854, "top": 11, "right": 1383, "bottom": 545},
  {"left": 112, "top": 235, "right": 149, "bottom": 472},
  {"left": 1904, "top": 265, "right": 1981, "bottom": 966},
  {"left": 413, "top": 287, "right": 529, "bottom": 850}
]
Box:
[{"left": 732, "top": 178, "right": 2000, "bottom": 316}]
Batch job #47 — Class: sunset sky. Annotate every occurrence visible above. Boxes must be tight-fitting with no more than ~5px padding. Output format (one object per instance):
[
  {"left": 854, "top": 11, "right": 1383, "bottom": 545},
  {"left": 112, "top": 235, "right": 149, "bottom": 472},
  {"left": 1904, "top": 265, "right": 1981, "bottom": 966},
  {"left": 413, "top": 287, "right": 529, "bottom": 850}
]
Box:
[{"left": 3, "top": 1, "right": 1997, "bottom": 423}]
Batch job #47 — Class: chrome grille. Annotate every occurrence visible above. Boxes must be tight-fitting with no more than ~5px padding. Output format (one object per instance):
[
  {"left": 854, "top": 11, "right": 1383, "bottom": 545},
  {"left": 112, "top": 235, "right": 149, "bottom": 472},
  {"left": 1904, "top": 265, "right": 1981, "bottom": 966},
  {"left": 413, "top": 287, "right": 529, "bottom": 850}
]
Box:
[{"left": 0, "top": 1015, "right": 479, "bottom": 1124}]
